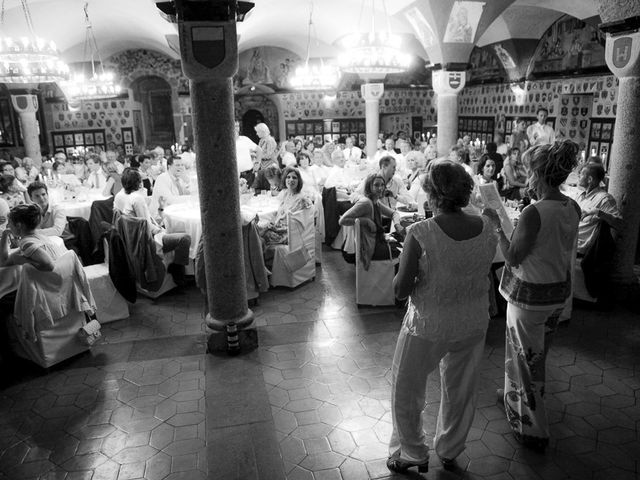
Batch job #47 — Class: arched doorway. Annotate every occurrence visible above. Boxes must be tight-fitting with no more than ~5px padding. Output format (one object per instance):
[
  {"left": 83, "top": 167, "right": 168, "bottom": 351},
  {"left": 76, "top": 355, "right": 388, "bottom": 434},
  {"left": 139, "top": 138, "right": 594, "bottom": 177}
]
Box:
[
  {"left": 130, "top": 76, "right": 176, "bottom": 148},
  {"left": 242, "top": 109, "right": 265, "bottom": 144}
]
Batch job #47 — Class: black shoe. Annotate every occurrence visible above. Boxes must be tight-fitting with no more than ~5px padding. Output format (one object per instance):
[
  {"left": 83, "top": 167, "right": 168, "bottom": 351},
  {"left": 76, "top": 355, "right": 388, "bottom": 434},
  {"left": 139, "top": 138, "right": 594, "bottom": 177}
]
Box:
[
  {"left": 439, "top": 457, "right": 455, "bottom": 471},
  {"left": 513, "top": 431, "right": 548, "bottom": 453},
  {"left": 386, "top": 451, "right": 428, "bottom": 474}
]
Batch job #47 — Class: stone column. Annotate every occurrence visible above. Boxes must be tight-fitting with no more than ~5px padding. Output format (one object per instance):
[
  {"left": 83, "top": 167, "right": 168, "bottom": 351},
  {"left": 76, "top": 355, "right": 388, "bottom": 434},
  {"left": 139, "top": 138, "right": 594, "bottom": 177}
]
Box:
[
  {"left": 173, "top": 4, "right": 254, "bottom": 349},
  {"left": 431, "top": 70, "right": 466, "bottom": 157},
  {"left": 361, "top": 83, "right": 384, "bottom": 159},
  {"left": 599, "top": 7, "right": 640, "bottom": 288},
  {"left": 10, "top": 94, "right": 41, "bottom": 160},
  {"left": 191, "top": 78, "right": 253, "bottom": 334}
]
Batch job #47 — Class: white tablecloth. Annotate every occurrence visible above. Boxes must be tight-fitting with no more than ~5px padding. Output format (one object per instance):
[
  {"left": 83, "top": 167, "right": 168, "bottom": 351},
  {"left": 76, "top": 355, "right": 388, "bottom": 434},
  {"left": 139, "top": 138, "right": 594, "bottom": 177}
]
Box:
[
  {"left": 163, "top": 195, "right": 279, "bottom": 259},
  {"left": 0, "top": 265, "right": 21, "bottom": 299},
  {"left": 49, "top": 189, "right": 110, "bottom": 220}
]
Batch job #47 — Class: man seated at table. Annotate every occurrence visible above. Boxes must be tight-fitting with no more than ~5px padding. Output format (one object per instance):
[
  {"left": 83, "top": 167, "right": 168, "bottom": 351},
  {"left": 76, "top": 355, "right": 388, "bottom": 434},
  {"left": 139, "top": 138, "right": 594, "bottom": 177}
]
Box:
[
  {"left": 150, "top": 155, "right": 192, "bottom": 218},
  {"left": 576, "top": 162, "right": 623, "bottom": 255},
  {"left": 27, "top": 181, "right": 68, "bottom": 237},
  {"left": 84, "top": 154, "right": 108, "bottom": 190},
  {"left": 325, "top": 149, "right": 356, "bottom": 202},
  {"left": 115, "top": 168, "right": 191, "bottom": 284},
  {"left": 351, "top": 156, "right": 416, "bottom": 210},
  {"left": 0, "top": 198, "right": 8, "bottom": 233}
]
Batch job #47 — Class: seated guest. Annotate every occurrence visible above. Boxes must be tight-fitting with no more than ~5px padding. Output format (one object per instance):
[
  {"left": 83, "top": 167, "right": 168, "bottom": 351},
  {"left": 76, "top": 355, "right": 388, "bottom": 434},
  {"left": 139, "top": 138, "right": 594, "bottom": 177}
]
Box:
[
  {"left": 0, "top": 197, "right": 8, "bottom": 233},
  {"left": 129, "top": 154, "right": 153, "bottom": 195},
  {"left": 424, "top": 136, "right": 438, "bottom": 161},
  {"left": 310, "top": 150, "right": 330, "bottom": 188},
  {"left": 115, "top": 168, "right": 191, "bottom": 283},
  {"left": 14, "top": 157, "right": 39, "bottom": 185},
  {"left": 84, "top": 153, "right": 108, "bottom": 190},
  {"left": 51, "top": 160, "right": 65, "bottom": 184},
  {"left": 576, "top": 162, "right": 623, "bottom": 255},
  {"left": 343, "top": 136, "right": 363, "bottom": 165},
  {"left": 404, "top": 151, "right": 427, "bottom": 191},
  {"left": 150, "top": 155, "right": 191, "bottom": 215},
  {"left": 352, "top": 156, "right": 416, "bottom": 210},
  {"left": 0, "top": 204, "right": 67, "bottom": 271},
  {"left": 280, "top": 141, "right": 297, "bottom": 168},
  {"left": 502, "top": 147, "right": 528, "bottom": 200},
  {"left": 260, "top": 167, "right": 312, "bottom": 247},
  {"left": 296, "top": 151, "right": 319, "bottom": 194},
  {"left": 339, "top": 174, "right": 404, "bottom": 270},
  {"left": 252, "top": 163, "right": 281, "bottom": 196},
  {"left": 0, "top": 174, "right": 27, "bottom": 208},
  {"left": 243, "top": 148, "right": 262, "bottom": 190},
  {"left": 105, "top": 150, "right": 125, "bottom": 174},
  {"left": 484, "top": 142, "right": 504, "bottom": 174},
  {"left": 102, "top": 160, "right": 123, "bottom": 198},
  {"left": 27, "top": 181, "right": 67, "bottom": 237},
  {"left": 303, "top": 139, "right": 315, "bottom": 154},
  {"left": 449, "top": 145, "right": 474, "bottom": 177},
  {"left": 325, "top": 149, "right": 355, "bottom": 202}
]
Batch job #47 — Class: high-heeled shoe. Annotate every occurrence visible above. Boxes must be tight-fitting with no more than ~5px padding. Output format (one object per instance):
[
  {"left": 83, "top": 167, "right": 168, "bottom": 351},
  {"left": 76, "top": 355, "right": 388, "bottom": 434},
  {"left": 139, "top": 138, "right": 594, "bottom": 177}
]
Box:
[
  {"left": 439, "top": 457, "right": 455, "bottom": 471},
  {"left": 386, "top": 452, "right": 429, "bottom": 473}
]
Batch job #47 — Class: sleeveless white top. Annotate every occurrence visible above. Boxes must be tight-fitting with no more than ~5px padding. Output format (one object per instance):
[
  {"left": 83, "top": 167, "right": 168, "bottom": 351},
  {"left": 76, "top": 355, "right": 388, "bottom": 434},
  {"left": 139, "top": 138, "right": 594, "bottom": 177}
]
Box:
[{"left": 402, "top": 216, "right": 498, "bottom": 342}]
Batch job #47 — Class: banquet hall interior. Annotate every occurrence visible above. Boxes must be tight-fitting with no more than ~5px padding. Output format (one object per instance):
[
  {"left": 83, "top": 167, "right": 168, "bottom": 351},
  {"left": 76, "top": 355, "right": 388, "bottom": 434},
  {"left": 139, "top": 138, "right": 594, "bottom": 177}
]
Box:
[{"left": 0, "top": 0, "right": 639, "bottom": 479}]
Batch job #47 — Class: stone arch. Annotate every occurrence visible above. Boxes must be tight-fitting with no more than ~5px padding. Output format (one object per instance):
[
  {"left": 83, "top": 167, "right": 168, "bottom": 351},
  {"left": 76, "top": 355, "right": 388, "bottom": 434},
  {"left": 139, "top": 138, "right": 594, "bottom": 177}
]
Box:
[{"left": 235, "top": 95, "right": 279, "bottom": 141}]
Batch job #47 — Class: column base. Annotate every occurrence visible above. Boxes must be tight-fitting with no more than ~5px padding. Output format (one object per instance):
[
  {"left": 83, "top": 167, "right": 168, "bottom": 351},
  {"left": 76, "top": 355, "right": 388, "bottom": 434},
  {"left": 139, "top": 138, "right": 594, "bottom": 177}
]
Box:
[
  {"left": 205, "top": 308, "right": 254, "bottom": 331},
  {"left": 207, "top": 327, "right": 259, "bottom": 356}
]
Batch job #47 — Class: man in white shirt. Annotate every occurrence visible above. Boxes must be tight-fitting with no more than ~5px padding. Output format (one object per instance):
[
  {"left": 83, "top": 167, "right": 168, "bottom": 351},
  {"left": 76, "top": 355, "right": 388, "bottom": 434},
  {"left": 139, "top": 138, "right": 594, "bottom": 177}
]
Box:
[
  {"left": 325, "top": 149, "right": 355, "bottom": 202},
  {"left": 105, "top": 150, "right": 125, "bottom": 174},
  {"left": 180, "top": 144, "right": 196, "bottom": 170},
  {"left": 373, "top": 138, "right": 399, "bottom": 165},
  {"left": 576, "top": 162, "right": 622, "bottom": 255},
  {"left": 527, "top": 108, "right": 556, "bottom": 146},
  {"left": 28, "top": 181, "right": 67, "bottom": 237},
  {"left": 235, "top": 121, "right": 258, "bottom": 177},
  {"left": 343, "top": 136, "right": 362, "bottom": 165},
  {"left": 150, "top": 155, "right": 191, "bottom": 217},
  {"left": 352, "top": 155, "right": 415, "bottom": 209},
  {"left": 84, "top": 154, "right": 108, "bottom": 190}
]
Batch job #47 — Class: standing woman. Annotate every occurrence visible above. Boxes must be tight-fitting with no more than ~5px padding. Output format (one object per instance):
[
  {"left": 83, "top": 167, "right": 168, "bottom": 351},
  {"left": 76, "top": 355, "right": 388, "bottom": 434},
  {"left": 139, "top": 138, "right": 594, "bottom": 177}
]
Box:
[
  {"left": 484, "top": 140, "right": 580, "bottom": 451},
  {"left": 387, "top": 160, "right": 497, "bottom": 473}
]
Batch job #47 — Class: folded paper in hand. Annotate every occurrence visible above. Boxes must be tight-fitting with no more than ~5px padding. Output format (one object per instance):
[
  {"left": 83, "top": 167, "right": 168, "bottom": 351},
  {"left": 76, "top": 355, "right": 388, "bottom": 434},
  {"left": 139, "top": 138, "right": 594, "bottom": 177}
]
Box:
[{"left": 478, "top": 183, "right": 514, "bottom": 237}]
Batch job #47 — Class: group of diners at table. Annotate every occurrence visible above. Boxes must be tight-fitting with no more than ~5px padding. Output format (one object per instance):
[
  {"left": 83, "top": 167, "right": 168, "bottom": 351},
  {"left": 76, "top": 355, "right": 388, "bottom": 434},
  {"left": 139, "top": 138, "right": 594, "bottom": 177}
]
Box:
[{"left": 0, "top": 112, "right": 626, "bottom": 471}]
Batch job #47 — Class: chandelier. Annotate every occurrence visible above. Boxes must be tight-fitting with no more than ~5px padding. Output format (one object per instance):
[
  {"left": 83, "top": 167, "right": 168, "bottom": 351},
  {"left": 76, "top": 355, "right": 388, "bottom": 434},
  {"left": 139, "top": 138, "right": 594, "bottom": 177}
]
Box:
[
  {"left": 61, "top": 2, "right": 122, "bottom": 101},
  {"left": 0, "top": 0, "right": 69, "bottom": 83},
  {"left": 338, "top": 0, "right": 411, "bottom": 78},
  {"left": 289, "top": 2, "right": 340, "bottom": 91}
]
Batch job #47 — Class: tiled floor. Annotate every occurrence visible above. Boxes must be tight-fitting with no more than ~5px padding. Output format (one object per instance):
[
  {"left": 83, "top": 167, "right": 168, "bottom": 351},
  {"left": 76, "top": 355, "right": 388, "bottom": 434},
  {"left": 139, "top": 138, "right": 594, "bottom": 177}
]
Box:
[{"left": 1, "top": 247, "right": 639, "bottom": 480}]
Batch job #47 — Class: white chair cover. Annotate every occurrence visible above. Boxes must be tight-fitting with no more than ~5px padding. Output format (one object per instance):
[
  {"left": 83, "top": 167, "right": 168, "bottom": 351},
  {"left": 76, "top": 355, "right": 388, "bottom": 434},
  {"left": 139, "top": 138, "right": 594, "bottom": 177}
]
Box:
[
  {"left": 354, "top": 219, "right": 397, "bottom": 306},
  {"left": 269, "top": 207, "right": 316, "bottom": 288}
]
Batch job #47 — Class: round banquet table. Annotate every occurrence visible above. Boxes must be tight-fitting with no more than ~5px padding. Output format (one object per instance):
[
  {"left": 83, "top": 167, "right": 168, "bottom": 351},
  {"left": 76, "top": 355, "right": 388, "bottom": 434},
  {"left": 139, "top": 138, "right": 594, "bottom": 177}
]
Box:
[
  {"left": 163, "top": 194, "right": 280, "bottom": 259},
  {"left": 48, "top": 188, "right": 110, "bottom": 220}
]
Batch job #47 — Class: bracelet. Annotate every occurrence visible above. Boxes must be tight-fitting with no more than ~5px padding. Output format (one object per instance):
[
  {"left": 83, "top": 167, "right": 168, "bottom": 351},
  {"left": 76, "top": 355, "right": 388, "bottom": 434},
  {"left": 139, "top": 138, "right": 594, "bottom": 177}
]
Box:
[{"left": 495, "top": 226, "right": 503, "bottom": 234}]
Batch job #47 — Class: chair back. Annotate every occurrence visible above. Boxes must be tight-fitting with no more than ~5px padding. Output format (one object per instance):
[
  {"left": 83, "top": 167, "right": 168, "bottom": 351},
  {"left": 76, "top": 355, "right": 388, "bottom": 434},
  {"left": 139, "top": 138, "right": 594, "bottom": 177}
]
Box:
[{"left": 354, "top": 218, "right": 396, "bottom": 306}]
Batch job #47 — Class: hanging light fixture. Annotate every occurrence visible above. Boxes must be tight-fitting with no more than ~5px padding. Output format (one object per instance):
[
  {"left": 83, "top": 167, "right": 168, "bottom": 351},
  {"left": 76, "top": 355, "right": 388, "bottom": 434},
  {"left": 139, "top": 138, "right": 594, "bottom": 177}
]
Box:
[
  {"left": 289, "top": 1, "right": 340, "bottom": 91},
  {"left": 338, "top": 0, "right": 411, "bottom": 78},
  {"left": 61, "top": 2, "right": 122, "bottom": 101},
  {"left": 0, "top": 0, "right": 69, "bottom": 83}
]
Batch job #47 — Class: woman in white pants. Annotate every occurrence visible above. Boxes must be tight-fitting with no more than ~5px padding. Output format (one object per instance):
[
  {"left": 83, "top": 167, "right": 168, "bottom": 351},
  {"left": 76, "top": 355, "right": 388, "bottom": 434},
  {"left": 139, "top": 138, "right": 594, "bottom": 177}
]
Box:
[{"left": 388, "top": 160, "right": 497, "bottom": 474}]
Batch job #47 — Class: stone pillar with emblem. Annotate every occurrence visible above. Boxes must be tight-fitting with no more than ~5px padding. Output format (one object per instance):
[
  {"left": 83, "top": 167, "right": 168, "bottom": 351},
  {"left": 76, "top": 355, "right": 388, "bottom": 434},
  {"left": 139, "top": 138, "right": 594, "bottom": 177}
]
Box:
[
  {"left": 361, "top": 83, "right": 384, "bottom": 159},
  {"left": 431, "top": 70, "right": 466, "bottom": 157},
  {"left": 10, "top": 94, "right": 41, "bottom": 161},
  {"left": 173, "top": 1, "right": 254, "bottom": 349},
  {"left": 599, "top": 7, "right": 640, "bottom": 291}
]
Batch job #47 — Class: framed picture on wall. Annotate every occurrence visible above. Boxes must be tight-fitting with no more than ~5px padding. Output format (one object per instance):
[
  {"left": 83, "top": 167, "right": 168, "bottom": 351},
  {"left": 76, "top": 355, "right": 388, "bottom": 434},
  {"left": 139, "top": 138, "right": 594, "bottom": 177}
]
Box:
[
  {"left": 601, "top": 123, "right": 612, "bottom": 141},
  {"left": 589, "top": 141, "right": 599, "bottom": 156},
  {"left": 590, "top": 122, "right": 601, "bottom": 140},
  {"left": 123, "top": 130, "right": 132, "bottom": 143},
  {"left": 53, "top": 134, "right": 63, "bottom": 147},
  {"left": 84, "top": 133, "right": 95, "bottom": 144},
  {"left": 74, "top": 133, "right": 84, "bottom": 145},
  {"left": 95, "top": 132, "right": 104, "bottom": 144},
  {"left": 64, "top": 134, "right": 74, "bottom": 146}
]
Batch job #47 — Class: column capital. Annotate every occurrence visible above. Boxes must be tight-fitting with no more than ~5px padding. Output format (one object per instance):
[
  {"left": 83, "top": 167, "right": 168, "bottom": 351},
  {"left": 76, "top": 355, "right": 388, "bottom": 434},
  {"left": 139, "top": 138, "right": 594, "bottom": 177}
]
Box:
[
  {"left": 603, "top": 27, "right": 640, "bottom": 78},
  {"left": 431, "top": 70, "right": 466, "bottom": 95},
  {"left": 10, "top": 94, "right": 39, "bottom": 114},
  {"left": 360, "top": 83, "right": 384, "bottom": 102}
]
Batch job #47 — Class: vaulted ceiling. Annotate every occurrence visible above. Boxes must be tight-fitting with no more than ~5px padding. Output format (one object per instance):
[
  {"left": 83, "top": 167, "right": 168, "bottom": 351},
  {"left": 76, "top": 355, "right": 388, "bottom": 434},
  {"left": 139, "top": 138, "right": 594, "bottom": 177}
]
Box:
[{"left": 0, "top": 0, "right": 600, "bottom": 66}]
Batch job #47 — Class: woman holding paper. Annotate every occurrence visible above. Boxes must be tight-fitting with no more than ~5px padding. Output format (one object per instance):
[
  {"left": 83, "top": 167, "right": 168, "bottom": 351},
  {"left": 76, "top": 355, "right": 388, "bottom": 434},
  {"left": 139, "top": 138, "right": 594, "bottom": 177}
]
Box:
[{"left": 484, "top": 140, "right": 580, "bottom": 452}]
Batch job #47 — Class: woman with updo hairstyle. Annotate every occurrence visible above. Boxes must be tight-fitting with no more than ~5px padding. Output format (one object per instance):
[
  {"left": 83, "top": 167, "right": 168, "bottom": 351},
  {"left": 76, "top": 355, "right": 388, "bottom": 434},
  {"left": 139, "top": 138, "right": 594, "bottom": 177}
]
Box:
[
  {"left": 386, "top": 159, "right": 498, "bottom": 474},
  {"left": 484, "top": 140, "right": 581, "bottom": 452},
  {"left": 0, "top": 204, "right": 67, "bottom": 271}
]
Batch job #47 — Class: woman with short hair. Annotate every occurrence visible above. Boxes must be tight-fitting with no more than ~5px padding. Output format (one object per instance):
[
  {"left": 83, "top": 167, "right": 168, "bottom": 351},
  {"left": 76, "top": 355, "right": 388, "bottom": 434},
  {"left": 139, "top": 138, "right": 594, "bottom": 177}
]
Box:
[
  {"left": 387, "top": 160, "right": 498, "bottom": 474},
  {"left": 485, "top": 140, "right": 581, "bottom": 452}
]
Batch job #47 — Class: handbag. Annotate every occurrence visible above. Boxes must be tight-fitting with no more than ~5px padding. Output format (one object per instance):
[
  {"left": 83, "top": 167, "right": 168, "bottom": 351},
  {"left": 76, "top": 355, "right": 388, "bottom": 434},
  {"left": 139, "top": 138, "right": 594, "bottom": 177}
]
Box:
[{"left": 78, "top": 318, "right": 102, "bottom": 346}]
